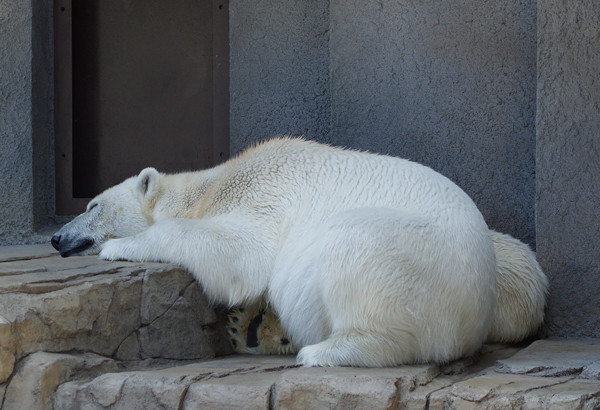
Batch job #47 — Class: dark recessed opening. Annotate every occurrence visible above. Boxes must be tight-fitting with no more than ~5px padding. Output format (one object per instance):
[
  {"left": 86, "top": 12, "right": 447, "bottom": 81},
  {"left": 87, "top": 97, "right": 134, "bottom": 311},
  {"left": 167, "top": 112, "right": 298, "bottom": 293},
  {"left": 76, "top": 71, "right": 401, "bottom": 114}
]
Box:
[{"left": 55, "top": 0, "right": 229, "bottom": 214}]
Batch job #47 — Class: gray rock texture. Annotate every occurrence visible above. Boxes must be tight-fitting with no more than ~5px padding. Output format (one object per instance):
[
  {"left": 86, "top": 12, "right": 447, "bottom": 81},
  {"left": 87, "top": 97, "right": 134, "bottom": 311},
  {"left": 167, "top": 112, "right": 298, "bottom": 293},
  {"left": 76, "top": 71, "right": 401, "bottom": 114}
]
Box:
[
  {"left": 536, "top": 0, "right": 600, "bottom": 338},
  {"left": 229, "top": 0, "right": 331, "bottom": 154},
  {"left": 49, "top": 342, "right": 600, "bottom": 410},
  {"left": 328, "top": 0, "right": 537, "bottom": 245},
  {"left": 3, "top": 352, "right": 117, "bottom": 410},
  {"left": 0, "top": 249, "right": 231, "bottom": 408},
  {"left": 0, "top": 0, "right": 55, "bottom": 245},
  {"left": 55, "top": 356, "right": 299, "bottom": 410},
  {"left": 496, "top": 339, "right": 600, "bottom": 378}
]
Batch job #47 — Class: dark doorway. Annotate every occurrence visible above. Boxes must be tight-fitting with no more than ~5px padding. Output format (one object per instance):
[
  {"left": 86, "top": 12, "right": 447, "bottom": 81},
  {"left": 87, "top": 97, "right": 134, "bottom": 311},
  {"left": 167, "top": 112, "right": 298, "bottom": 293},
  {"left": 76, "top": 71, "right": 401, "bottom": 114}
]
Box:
[{"left": 55, "top": 0, "right": 229, "bottom": 215}]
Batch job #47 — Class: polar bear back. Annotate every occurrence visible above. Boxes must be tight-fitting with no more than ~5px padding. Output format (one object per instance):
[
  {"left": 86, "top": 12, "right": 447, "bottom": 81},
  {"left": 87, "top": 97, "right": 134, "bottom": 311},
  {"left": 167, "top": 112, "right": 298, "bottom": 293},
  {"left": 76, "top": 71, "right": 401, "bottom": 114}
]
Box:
[{"left": 203, "top": 138, "right": 487, "bottom": 234}]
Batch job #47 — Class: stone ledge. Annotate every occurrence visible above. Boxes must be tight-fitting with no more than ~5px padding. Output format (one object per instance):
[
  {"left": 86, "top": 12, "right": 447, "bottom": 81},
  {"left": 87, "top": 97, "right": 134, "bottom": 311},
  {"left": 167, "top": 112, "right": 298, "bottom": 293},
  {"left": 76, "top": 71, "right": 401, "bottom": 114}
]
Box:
[
  {"left": 7, "top": 342, "right": 597, "bottom": 410},
  {"left": 0, "top": 244, "right": 57, "bottom": 263},
  {"left": 0, "top": 250, "right": 231, "bottom": 409},
  {"left": 1, "top": 248, "right": 599, "bottom": 409}
]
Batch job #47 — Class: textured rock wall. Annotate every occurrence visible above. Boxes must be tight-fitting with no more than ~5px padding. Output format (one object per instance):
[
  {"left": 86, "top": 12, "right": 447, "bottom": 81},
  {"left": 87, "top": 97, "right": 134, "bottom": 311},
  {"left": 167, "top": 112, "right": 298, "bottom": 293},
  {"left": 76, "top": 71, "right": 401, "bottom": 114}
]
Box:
[
  {"left": 329, "top": 0, "right": 537, "bottom": 245},
  {"left": 536, "top": 0, "right": 600, "bottom": 337},
  {"left": 0, "top": 253, "right": 231, "bottom": 408},
  {"left": 0, "top": 1, "right": 36, "bottom": 243},
  {"left": 0, "top": 0, "right": 55, "bottom": 245},
  {"left": 229, "top": 0, "right": 331, "bottom": 154}
]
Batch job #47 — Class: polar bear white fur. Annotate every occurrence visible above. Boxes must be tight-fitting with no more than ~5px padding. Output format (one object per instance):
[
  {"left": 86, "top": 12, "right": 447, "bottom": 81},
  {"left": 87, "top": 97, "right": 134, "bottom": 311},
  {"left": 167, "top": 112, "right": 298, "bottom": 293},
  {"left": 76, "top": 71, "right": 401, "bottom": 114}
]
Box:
[
  {"left": 486, "top": 231, "right": 547, "bottom": 343},
  {"left": 51, "top": 138, "right": 547, "bottom": 367}
]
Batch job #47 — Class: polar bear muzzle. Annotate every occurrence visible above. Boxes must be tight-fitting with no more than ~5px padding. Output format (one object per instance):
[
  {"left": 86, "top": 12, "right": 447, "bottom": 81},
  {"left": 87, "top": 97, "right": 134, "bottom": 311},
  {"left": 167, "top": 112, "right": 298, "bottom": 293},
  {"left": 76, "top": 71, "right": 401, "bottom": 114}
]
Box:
[{"left": 51, "top": 234, "right": 95, "bottom": 258}]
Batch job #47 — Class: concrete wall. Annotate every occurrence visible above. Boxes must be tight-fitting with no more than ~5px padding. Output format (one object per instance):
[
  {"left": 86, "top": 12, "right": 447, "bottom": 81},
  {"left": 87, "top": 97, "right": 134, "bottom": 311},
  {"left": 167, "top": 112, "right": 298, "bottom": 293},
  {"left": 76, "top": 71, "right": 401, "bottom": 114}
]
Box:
[
  {"left": 537, "top": 0, "right": 600, "bottom": 338},
  {"left": 31, "top": 0, "right": 56, "bottom": 231},
  {"left": 229, "top": 0, "right": 331, "bottom": 154},
  {"left": 230, "top": 0, "right": 537, "bottom": 245},
  {"left": 0, "top": 0, "right": 55, "bottom": 245},
  {"left": 0, "top": 0, "right": 34, "bottom": 244}
]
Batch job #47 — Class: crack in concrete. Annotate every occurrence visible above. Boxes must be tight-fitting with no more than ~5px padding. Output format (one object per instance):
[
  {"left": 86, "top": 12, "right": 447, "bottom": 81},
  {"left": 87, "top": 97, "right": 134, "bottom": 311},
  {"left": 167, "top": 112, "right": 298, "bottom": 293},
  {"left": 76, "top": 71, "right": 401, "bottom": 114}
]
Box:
[
  {"left": 136, "top": 296, "right": 192, "bottom": 360},
  {"left": 198, "top": 363, "right": 300, "bottom": 384},
  {"left": 511, "top": 376, "right": 576, "bottom": 395},
  {"left": 452, "top": 375, "right": 578, "bottom": 405},
  {"left": 0, "top": 270, "right": 121, "bottom": 295},
  {"left": 424, "top": 383, "right": 454, "bottom": 409},
  {"left": 178, "top": 278, "right": 196, "bottom": 298},
  {"left": 173, "top": 370, "right": 231, "bottom": 409},
  {"left": 177, "top": 383, "right": 191, "bottom": 410},
  {"left": 259, "top": 364, "right": 302, "bottom": 373},
  {"left": 140, "top": 271, "right": 195, "bottom": 326},
  {"left": 112, "top": 330, "right": 139, "bottom": 359},
  {"left": 98, "top": 375, "right": 126, "bottom": 408},
  {"left": 0, "top": 360, "right": 17, "bottom": 410},
  {"left": 522, "top": 365, "right": 584, "bottom": 377},
  {"left": 16, "top": 265, "right": 146, "bottom": 289}
]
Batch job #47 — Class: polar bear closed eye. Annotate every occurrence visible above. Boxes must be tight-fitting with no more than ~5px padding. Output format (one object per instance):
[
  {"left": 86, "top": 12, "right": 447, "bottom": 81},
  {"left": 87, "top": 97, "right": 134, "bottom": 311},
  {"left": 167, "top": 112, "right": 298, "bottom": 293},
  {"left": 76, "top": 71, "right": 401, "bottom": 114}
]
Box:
[{"left": 52, "top": 137, "right": 547, "bottom": 367}]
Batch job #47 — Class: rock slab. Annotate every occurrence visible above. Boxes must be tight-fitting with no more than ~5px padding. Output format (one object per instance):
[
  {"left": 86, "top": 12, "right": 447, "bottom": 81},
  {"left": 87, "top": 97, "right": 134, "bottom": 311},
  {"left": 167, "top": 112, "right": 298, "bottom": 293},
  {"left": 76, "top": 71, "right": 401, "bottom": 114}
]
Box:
[
  {"left": 2, "top": 248, "right": 600, "bottom": 409},
  {"left": 0, "top": 252, "right": 231, "bottom": 409}
]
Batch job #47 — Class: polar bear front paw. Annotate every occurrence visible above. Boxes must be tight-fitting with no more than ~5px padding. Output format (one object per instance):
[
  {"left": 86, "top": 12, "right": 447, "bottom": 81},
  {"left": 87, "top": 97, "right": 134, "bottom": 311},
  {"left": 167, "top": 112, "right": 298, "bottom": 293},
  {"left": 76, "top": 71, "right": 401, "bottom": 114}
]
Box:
[{"left": 99, "top": 237, "right": 145, "bottom": 262}]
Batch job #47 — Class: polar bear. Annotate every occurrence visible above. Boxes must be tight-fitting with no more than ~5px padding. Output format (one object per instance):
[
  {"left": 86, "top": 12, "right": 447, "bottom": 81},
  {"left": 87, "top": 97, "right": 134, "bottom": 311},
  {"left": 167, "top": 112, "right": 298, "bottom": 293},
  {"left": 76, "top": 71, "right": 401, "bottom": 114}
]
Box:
[
  {"left": 51, "top": 138, "right": 547, "bottom": 367},
  {"left": 228, "top": 230, "right": 547, "bottom": 355}
]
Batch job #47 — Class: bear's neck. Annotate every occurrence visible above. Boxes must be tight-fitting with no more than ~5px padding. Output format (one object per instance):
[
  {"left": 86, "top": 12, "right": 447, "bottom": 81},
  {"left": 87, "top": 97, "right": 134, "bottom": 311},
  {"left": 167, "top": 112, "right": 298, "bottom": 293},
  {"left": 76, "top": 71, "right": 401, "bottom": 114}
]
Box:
[{"left": 151, "top": 165, "right": 226, "bottom": 221}]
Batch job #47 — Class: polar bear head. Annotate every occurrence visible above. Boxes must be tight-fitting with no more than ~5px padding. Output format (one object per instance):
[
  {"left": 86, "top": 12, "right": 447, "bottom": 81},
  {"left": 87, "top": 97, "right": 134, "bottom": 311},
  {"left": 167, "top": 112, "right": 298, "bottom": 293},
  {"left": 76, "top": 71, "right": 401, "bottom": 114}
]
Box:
[{"left": 51, "top": 168, "right": 161, "bottom": 257}]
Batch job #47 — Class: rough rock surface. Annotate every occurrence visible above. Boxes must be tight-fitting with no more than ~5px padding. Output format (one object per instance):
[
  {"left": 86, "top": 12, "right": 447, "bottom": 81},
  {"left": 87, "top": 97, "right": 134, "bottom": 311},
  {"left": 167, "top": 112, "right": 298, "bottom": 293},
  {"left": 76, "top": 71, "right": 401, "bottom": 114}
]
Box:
[
  {"left": 1, "top": 246, "right": 599, "bottom": 409},
  {"left": 0, "top": 246, "right": 231, "bottom": 409}
]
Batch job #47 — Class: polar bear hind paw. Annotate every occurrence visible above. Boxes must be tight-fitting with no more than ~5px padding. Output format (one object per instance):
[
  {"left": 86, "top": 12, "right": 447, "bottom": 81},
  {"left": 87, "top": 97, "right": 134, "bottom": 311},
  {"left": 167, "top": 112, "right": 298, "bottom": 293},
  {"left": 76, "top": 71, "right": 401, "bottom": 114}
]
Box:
[{"left": 227, "top": 305, "right": 298, "bottom": 355}]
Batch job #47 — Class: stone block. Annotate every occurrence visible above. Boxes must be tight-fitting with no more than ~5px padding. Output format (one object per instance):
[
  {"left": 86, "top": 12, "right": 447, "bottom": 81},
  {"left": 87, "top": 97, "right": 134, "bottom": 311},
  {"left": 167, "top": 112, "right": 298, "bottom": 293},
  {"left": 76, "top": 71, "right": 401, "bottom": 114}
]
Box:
[
  {"left": 447, "top": 372, "right": 600, "bottom": 409},
  {"left": 0, "top": 244, "right": 57, "bottom": 262},
  {"left": 183, "top": 373, "right": 280, "bottom": 410},
  {"left": 271, "top": 365, "right": 438, "bottom": 409},
  {"left": 54, "top": 355, "right": 298, "bottom": 410},
  {"left": 0, "top": 255, "right": 231, "bottom": 404},
  {"left": 0, "top": 254, "right": 231, "bottom": 396},
  {"left": 140, "top": 266, "right": 194, "bottom": 324},
  {"left": 3, "top": 352, "right": 117, "bottom": 410},
  {"left": 496, "top": 338, "right": 600, "bottom": 379},
  {"left": 138, "top": 295, "right": 219, "bottom": 360}
]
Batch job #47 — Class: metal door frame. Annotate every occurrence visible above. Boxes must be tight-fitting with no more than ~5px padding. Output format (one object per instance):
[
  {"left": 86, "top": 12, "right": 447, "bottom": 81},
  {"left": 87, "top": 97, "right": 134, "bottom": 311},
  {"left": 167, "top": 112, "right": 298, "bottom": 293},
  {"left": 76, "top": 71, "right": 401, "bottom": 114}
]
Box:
[{"left": 54, "top": 0, "right": 229, "bottom": 215}]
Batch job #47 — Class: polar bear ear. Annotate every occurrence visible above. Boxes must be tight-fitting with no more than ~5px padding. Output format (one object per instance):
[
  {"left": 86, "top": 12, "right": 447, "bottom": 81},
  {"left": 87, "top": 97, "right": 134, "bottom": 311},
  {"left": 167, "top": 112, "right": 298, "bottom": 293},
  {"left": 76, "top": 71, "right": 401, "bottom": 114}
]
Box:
[{"left": 137, "top": 167, "right": 160, "bottom": 199}]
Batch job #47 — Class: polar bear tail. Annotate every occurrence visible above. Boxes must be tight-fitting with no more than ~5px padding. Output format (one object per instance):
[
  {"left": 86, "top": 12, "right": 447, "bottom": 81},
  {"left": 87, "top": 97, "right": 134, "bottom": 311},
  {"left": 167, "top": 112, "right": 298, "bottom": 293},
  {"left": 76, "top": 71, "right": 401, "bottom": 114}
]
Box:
[{"left": 486, "top": 230, "right": 549, "bottom": 343}]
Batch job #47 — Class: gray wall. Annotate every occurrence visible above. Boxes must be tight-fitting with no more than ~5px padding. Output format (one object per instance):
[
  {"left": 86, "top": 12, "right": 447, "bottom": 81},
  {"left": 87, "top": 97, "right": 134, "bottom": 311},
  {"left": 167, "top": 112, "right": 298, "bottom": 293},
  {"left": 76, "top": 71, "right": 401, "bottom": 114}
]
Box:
[
  {"left": 0, "top": 0, "right": 55, "bottom": 245},
  {"left": 230, "top": 0, "right": 537, "bottom": 246},
  {"left": 329, "top": 0, "right": 536, "bottom": 245},
  {"left": 229, "top": 0, "right": 331, "bottom": 154},
  {"left": 2, "top": 0, "right": 599, "bottom": 339},
  {"left": 537, "top": 0, "right": 600, "bottom": 338}
]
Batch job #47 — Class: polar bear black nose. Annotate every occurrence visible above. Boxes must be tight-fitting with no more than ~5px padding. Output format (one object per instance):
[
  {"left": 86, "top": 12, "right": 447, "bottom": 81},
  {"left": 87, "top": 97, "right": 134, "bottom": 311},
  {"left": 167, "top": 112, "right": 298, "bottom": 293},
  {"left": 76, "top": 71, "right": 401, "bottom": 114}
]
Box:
[{"left": 51, "top": 234, "right": 61, "bottom": 251}]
